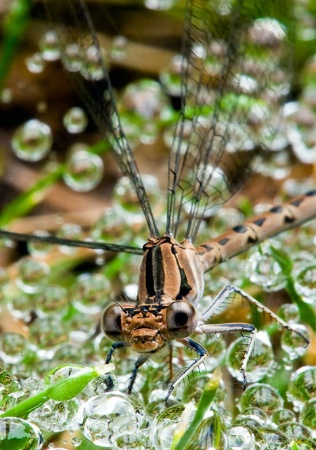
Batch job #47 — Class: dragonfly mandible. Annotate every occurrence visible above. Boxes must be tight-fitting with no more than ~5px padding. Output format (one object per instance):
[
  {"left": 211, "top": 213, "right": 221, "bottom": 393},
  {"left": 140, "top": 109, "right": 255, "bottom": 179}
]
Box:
[{"left": 0, "top": 0, "right": 315, "bottom": 401}]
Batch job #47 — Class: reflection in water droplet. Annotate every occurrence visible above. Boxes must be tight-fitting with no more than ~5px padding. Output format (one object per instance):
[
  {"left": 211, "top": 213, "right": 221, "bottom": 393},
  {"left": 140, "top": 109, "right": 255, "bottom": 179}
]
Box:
[
  {"left": 227, "top": 331, "right": 274, "bottom": 383},
  {"left": 294, "top": 264, "right": 316, "bottom": 305},
  {"left": 300, "top": 399, "right": 316, "bottom": 433},
  {"left": 56, "top": 223, "right": 83, "bottom": 254},
  {"left": 287, "top": 366, "right": 316, "bottom": 410},
  {"left": 246, "top": 241, "right": 286, "bottom": 291},
  {"left": 28, "top": 398, "right": 80, "bottom": 432},
  {"left": 78, "top": 392, "right": 138, "bottom": 447},
  {"left": 27, "top": 231, "right": 53, "bottom": 257},
  {"left": 0, "top": 417, "right": 43, "bottom": 449},
  {"left": 281, "top": 324, "right": 309, "bottom": 361},
  {"left": 11, "top": 119, "right": 52, "bottom": 162},
  {"left": 0, "top": 333, "right": 28, "bottom": 364},
  {"left": 227, "top": 425, "right": 255, "bottom": 450},
  {"left": 40, "top": 31, "right": 60, "bottom": 61},
  {"left": 277, "top": 303, "right": 300, "bottom": 323},
  {"left": 63, "top": 149, "right": 104, "bottom": 192},
  {"left": 111, "top": 35, "right": 128, "bottom": 60},
  {"left": 71, "top": 273, "right": 111, "bottom": 315},
  {"left": 25, "top": 53, "right": 45, "bottom": 73},
  {"left": 63, "top": 107, "right": 88, "bottom": 134},
  {"left": 16, "top": 257, "right": 50, "bottom": 293},
  {"left": 239, "top": 384, "right": 283, "bottom": 413}
]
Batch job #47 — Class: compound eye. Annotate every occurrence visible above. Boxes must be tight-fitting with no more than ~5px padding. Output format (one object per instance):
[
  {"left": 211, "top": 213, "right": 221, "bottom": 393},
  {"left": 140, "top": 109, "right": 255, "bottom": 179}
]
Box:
[
  {"left": 166, "top": 300, "right": 197, "bottom": 339},
  {"left": 101, "top": 304, "right": 124, "bottom": 341}
]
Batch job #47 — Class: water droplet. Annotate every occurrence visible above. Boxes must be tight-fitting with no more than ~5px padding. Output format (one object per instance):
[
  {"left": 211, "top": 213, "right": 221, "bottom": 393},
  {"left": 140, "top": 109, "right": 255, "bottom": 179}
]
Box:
[
  {"left": 71, "top": 436, "right": 82, "bottom": 447},
  {"left": 294, "top": 264, "right": 316, "bottom": 305},
  {"left": 227, "top": 425, "right": 255, "bottom": 449},
  {"left": 40, "top": 31, "right": 60, "bottom": 61},
  {"left": 227, "top": 331, "right": 274, "bottom": 383},
  {"left": 78, "top": 392, "right": 138, "bottom": 447},
  {"left": 6, "top": 292, "right": 34, "bottom": 321},
  {"left": 80, "top": 45, "right": 105, "bottom": 81},
  {"left": 287, "top": 366, "right": 316, "bottom": 409},
  {"left": 150, "top": 405, "right": 184, "bottom": 449},
  {"left": 113, "top": 174, "right": 160, "bottom": 218},
  {"left": 1, "top": 87, "right": 12, "bottom": 103},
  {"left": 111, "top": 35, "right": 128, "bottom": 60},
  {"left": 11, "top": 119, "right": 52, "bottom": 161},
  {"left": 27, "top": 230, "right": 53, "bottom": 256},
  {"left": 25, "top": 52, "right": 45, "bottom": 73},
  {"left": 0, "top": 417, "right": 43, "bottom": 449},
  {"left": 278, "top": 422, "right": 312, "bottom": 440},
  {"left": 63, "top": 107, "right": 88, "bottom": 134},
  {"left": 300, "top": 399, "right": 316, "bottom": 432},
  {"left": 246, "top": 241, "right": 286, "bottom": 291},
  {"left": 63, "top": 148, "right": 103, "bottom": 192},
  {"left": 71, "top": 273, "right": 110, "bottom": 315},
  {"left": 64, "top": 43, "right": 83, "bottom": 72},
  {"left": 35, "top": 285, "right": 68, "bottom": 317},
  {"left": 16, "top": 257, "right": 50, "bottom": 293},
  {"left": 277, "top": 303, "right": 300, "bottom": 323},
  {"left": 160, "top": 54, "right": 183, "bottom": 96},
  {"left": 56, "top": 223, "right": 83, "bottom": 254},
  {"left": 145, "top": 0, "right": 178, "bottom": 10},
  {"left": 0, "top": 333, "right": 28, "bottom": 364},
  {"left": 29, "top": 316, "right": 68, "bottom": 351},
  {"left": 271, "top": 408, "right": 296, "bottom": 425},
  {"left": 92, "top": 208, "right": 131, "bottom": 244},
  {"left": 281, "top": 324, "right": 309, "bottom": 360},
  {"left": 259, "top": 427, "right": 289, "bottom": 446},
  {"left": 239, "top": 384, "right": 283, "bottom": 413},
  {"left": 28, "top": 398, "right": 80, "bottom": 432}
]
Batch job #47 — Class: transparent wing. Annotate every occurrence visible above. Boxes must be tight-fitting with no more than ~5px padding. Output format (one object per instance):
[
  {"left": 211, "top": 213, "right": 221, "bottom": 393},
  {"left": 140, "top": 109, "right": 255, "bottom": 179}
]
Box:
[
  {"left": 167, "top": 0, "right": 294, "bottom": 241},
  {"left": 44, "top": 0, "right": 159, "bottom": 238}
]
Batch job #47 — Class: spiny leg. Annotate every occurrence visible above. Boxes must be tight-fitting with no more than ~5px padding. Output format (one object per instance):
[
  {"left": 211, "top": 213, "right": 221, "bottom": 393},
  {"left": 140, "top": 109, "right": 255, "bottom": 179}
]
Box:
[
  {"left": 197, "top": 285, "right": 309, "bottom": 386},
  {"left": 200, "top": 285, "right": 309, "bottom": 346},
  {"left": 195, "top": 322, "right": 256, "bottom": 388},
  {"left": 166, "top": 338, "right": 208, "bottom": 401}
]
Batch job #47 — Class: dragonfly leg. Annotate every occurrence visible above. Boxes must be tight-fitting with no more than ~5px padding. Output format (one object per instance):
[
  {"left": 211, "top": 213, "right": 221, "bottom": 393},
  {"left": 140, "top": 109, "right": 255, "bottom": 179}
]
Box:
[
  {"left": 196, "top": 322, "right": 256, "bottom": 389},
  {"left": 166, "top": 338, "right": 208, "bottom": 401},
  {"left": 200, "top": 285, "right": 309, "bottom": 346},
  {"left": 127, "top": 354, "right": 150, "bottom": 394},
  {"left": 105, "top": 341, "right": 129, "bottom": 365}
]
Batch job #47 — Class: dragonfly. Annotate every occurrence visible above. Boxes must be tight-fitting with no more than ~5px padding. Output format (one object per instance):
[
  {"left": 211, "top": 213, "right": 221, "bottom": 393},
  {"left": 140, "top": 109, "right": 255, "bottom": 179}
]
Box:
[{"left": 1, "top": 0, "right": 315, "bottom": 400}]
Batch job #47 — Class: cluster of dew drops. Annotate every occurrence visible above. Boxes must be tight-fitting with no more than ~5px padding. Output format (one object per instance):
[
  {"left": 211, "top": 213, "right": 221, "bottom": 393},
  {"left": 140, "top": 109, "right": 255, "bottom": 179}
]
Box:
[{"left": 1, "top": 4, "right": 316, "bottom": 449}]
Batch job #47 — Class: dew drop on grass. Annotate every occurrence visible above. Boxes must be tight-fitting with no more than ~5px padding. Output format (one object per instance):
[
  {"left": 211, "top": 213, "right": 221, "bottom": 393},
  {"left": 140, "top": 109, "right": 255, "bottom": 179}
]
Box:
[
  {"left": 27, "top": 231, "right": 53, "bottom": 257},
  {"left": 63, "top": 107, "right": 88, "bottom": 134},
  {"left": 226, "top": 331, "right": 274, "bottom": 383},
  {"left": 277, "top": 303, "right": 300, "bottom": 323},
  {"left": 239, "top": 384, "right": 283, "bottom": 413},
  {"left": 78, "top": 392, "right": 138, "bottom": 447},
  {"left": 40, "top": 30, "right": 60, "bottom": 61},
  {"left": 63, "top": 149, "right": 104, "bottom": 192},
  {"left": 271, "top": 408, "right": 296, "bottom": 425},
  {"left": 287, "top": 366, "right": 316, "bottom": 410},
  {"left": 11, "top": 119, "right": 52, "bottom": 162},
  {"left": 0, "top": 332, "right": 28, "bottom": 364},
  {"left": 16, "top": 257, "right": 50, "bottom": 293},
  {"left": 300, "top": 399, "right": 316, "bottom": 433},
  {"left": 25, "top": 52, "right": 45, "bottom": 73},
  {"left": 0, "top": 417, "right": 43, "bottom": 450},
  {"left": 227, "top": 425, "right": 255, "bottom": 450},
  {"left": 281, "top": 324, "right": 309, "bottom": 361}
]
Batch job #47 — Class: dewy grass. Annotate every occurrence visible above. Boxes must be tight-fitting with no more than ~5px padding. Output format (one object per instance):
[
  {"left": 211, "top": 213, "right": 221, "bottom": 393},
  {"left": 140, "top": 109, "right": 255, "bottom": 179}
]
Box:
[{"left": 1, "top": 0, "right": 316, "bottom": 449}]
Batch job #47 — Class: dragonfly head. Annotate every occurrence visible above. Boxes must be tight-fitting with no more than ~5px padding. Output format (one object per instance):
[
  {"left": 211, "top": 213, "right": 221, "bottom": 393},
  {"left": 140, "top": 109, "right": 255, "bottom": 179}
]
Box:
[{"left": 101, "top": 299, "right": 198, "bottom": 353}]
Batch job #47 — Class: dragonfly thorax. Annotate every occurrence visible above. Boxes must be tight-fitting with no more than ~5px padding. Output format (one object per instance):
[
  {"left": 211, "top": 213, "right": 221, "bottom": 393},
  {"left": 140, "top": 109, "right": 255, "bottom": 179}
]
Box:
[
  {"left": 101, "top": 233, "right": 204, "bottom": 353},
  {"left": 138, "top": 233, "right": 205, "bottom": 306}
]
